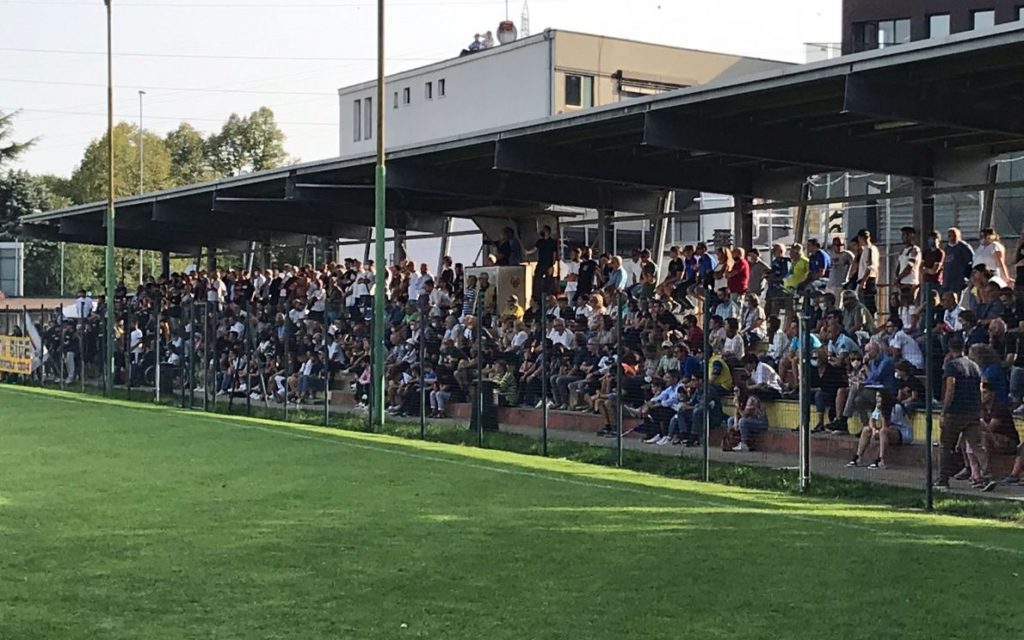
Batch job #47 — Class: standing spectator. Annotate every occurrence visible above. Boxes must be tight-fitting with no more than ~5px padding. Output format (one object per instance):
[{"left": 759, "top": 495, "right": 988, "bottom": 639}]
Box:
[
  {"left": 806, "top": 238, "right": 831, "bottom": 289},
  {"left": 576, "top": 246, "right": 598, "bottom": 302},
  {"left": 562, "top": 246, "right": 581, "bottom": 301},
  {"left": 726, "top": 247, "right": 750, "bottom": 300},
  {"left": 975, "top": 227, "right": 1012, "bottom": 286},
  {"left": 524, "top": 225, "right": 559, "bottom": 298},
  {"left": 855, "top": 229, "right": 880, "bottom": 316},
  {"left": 746, "top": 247, "right": 769, "bottom": 298},
  {"left": 894, "top": 227, "right": 922, "bottom": 298},
  {"left": 827, "top": 237, "right": 854, "bottom": 299},
  {"left": 766, "top": 243, "right": 791, "bottom": 317},
  {"left": 783, "top": 244, "right": 809, "bottom": 292},
  {"left": 943, "top": 227, "right": 975, "bottom": 294},
  {"left": 921, "top": 231, "right": 944, "bottom": 290},
  {"left": 935, "top": 335, "right": 996, "bottom": 492}
]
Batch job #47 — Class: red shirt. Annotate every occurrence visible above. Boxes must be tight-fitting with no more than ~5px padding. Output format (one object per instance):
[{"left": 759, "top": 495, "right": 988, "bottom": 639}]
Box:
[{"left": 727, "top": 258, "right": 750, "bottom": 294}]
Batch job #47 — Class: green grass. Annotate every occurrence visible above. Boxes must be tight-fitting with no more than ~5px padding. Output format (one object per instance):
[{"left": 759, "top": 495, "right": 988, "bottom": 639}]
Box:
[{"left": 2, "top": 386, "right": 1024, "bottom": 639}]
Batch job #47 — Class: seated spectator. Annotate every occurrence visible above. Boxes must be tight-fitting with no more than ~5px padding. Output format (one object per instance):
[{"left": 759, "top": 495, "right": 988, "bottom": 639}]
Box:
[
  {"left": 730, "top": 395, "right": 768, "bottom": 452},
  {"left": 847, "top": 391, "right": 907, "bottom": 469}
]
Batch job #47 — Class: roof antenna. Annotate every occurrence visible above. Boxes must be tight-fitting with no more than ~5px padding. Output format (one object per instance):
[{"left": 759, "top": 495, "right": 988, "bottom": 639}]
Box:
[{"left": 521, "top": 0, "right": 530, "bottom": 37}]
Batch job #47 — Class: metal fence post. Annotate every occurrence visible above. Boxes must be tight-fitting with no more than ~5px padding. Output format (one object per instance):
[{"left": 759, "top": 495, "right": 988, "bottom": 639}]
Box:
[
  {"left": 616, "top": 290, "right": 624, "bottom": 467},
  {"left": 154, "top": 305, "right": 162, "bottom": 404},
  {"left": 541, "top": 293, "right": 549, "bottom": 456},
  {"left": 60, "top": 317, "right": 66, "bottom": 391},
  {"left": 476, "top": 309, "right": 484, "bottom": 447},
  {"left": 126, "top": 308, "right": 134, "bottom": 401},
  {"left": 923, "top": 281, "right": 935, "bottom": 511},
  {"left": 799, "top": 290, "right": 812, "bottom": 492},
  {"left": 79, "top": 317, "right": 86, "bottom": 394},
  {"left": 702, "top": 285, "right": 712, "bottom": 482},
  {"left": 246, "top": 302, "right": 253, "bottom": 417},
  {"left": 324, "top": 319, "right": 331, "bottom": 427},
  {"left": 202, "top": 302, "right": 209, "bottom": 411},
  {"left": 419, "top": 306, "right": 426, "bottom": 439},
  {"left": 284, "top": 317, "right": 291, "bottom": 421}
]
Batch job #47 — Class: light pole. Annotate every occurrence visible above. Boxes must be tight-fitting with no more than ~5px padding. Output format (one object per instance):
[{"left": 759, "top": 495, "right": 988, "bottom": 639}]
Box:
[
  {"left": 138, "top": 89, "right": 145, "bottom": 284},
  {"left": 371, "top": 0, "right": 386, "bottom": 426},
  {"left": 104, "top": 0, "right": 115, "bottom": 396}
]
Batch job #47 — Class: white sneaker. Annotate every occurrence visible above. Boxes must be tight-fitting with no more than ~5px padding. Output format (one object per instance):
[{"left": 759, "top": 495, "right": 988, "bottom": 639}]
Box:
[
  {"left": 656, "top": 435, "right": 672, "bottom": 446},
  {"left": 732, "top": 442, "right": 750, "bottom": 452},
  {"left": 216, "top": 390, "right": 227, "bottom": 397},
  {"left": 643, "top": 434, "right": 661, "bottom": 444},
  {"left": 535, "top": 400, "right": 545, "bottom": 409}
]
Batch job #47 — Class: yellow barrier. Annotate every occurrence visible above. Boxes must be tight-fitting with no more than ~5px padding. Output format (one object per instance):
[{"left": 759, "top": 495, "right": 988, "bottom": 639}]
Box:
[
  {"left": 0, "top": 335, "right": 33, "bottom": 375},
  {"left": 726, "top": 397, "right": 1024, "bottom": 443}
]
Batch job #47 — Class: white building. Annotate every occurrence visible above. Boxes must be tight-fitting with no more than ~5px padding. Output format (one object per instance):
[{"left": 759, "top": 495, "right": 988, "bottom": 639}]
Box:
[{"left": 336, "top": 29, "right": 791, "bottom": 264}]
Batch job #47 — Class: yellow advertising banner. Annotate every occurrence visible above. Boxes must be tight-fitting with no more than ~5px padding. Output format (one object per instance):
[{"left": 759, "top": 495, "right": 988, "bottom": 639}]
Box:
[{"left": 0, "top": 335, "right": 33, "bottom": 375}]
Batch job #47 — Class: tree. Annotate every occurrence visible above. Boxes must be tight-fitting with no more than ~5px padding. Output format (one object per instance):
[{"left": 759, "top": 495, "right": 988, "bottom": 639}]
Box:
[
  {"left": 208, "top": 107, "right": 288, "bottom": 176},
  {"left": 0, "top": 110, "right": 35, "bottom": 170},
  {"left": 165, "top": 122, "right": 219, "bottom": 186},
  {"left": 67, "top": 122, "right": 173, "bottom": 204}
]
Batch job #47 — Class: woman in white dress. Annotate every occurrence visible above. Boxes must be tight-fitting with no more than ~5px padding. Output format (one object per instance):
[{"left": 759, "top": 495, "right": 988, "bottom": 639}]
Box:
[{"left": 975, "top": 227, "right": 1012, "bottom": 286}]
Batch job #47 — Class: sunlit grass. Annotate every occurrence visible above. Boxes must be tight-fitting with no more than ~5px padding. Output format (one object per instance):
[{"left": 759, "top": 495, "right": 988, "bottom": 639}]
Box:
[{"left": 2, "top": 386, "right": 1024, "bottom": 639}]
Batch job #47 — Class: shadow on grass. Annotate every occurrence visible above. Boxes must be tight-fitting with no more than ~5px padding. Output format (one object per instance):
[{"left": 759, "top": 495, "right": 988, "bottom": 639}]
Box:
[{"left": 4, "top": 382, "right": 1024, "bottom": 528}]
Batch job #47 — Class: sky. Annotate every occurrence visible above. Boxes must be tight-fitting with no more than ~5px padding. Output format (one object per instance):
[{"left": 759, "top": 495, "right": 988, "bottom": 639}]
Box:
[{"left": 1, "top": 0, "right": 842, "bottom": 179}]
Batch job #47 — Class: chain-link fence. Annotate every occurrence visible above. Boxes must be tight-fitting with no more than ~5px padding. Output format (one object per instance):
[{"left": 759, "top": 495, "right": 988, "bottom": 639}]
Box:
[{"left": 3, "top": 280, "right": 1021, "bottom": 516}]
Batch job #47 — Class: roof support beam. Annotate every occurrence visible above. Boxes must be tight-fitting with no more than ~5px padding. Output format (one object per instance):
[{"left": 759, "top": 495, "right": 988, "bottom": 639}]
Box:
[
  {"left": 388, "top": 162, "right": 662, "bottom": 213},
  {"left": 642, "top": 111, "right": 934, "bottom": 178},
  {"left": 842, "top": 75, "right": 1024, "bottom": 138},
  {"left": 492, "top": 139, "right": 752, "bottom": 196}
]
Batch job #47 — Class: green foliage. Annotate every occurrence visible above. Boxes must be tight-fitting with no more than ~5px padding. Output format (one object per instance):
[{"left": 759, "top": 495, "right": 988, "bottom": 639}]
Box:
[
  {"left": 0, "top": 110, "right": 36, "bottom": 169},
  {"left": 207, "top": 107, "right": 288, "bottom": 176},
  {"left": 67, "top": 122, "right": 173, "bottom": 204},
  {"left": 165, "top": 122, "right": 219, "bottom": 186}
]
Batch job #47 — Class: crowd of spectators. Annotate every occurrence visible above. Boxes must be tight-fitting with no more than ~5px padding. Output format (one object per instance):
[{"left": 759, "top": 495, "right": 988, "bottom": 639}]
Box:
[{"left": 9, "top": 223, "right": 1024, "bottom": 491}]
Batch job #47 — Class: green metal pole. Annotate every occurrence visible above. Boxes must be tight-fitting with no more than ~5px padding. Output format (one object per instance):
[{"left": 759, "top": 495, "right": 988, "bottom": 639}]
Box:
[
  {"left": 924, "top": 282, "right": 934, "bottom": 511},
  {"left": 104, "top": 0, "right": 115, "bottom": 397},
  {"left": 371, "top": 0, "right": 387, "bottom": 427}
]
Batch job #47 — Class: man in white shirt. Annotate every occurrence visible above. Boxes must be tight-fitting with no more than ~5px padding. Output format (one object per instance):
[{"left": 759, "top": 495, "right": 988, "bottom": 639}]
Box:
[
  {"left": 894, "top": 226, "right": 922, "bottom": 295},
  {"left": 74, "top": 290, "right": 95, "bottom": 319},
  {"left": 827, "top": 237, "right": 855, "bottom": 299},
  {"left": 885, "top": 317, "right": 924, "bottom": 370},
  {"left": 208, "top": 271, "right": 226, "bottom": 308},
  {"left": 941, "top": 291, "right": 962, "bottom": 332},
  {"left": 546, "top": 320, "right": 575, "bottom": 349},
  {"left": 720, "top": 317, "right": 745, "bottom": 364},
  {"left": 856, "top": 229, "right": 880, "bottom": 315},
  {"left": 742, "top": 354, "right": 783, "bottom": 400},
  {"left": 562, "top": 247, "right": 581, "bottom": 300},
  {"left": 409, "top": 263, "right": 434, "bottom": 302},
  {"left": 624, "top": 249, "right": 643, "bottom": 287}
]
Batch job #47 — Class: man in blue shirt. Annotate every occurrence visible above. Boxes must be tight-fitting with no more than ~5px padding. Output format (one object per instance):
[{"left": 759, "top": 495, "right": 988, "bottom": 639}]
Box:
[
  {"left": 642, "top": 371, "right": 683, "bottom": 445},
  {"left": 943, "top": 226, "right": 974, "bottom": 294},
  {"left": 806, "top": 238, "right": 832, "bottom": 287},
  {"left": 695, "top": 242, "right": 717, "bottom": 288}
]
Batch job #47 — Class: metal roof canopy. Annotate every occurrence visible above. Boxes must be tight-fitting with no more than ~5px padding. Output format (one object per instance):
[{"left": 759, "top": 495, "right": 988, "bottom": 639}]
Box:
[{"left": 21, "top": 22, "right": 1024, "bottom": 253}]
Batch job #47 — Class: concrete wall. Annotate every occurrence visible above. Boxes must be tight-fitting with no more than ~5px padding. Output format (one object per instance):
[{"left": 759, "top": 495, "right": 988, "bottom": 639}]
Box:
[
  {"left": 551, "top": 31, "right": 790, "bottom": 113},
  {"left": 338, "top": 35, "right": 554, "bottom": 157}
]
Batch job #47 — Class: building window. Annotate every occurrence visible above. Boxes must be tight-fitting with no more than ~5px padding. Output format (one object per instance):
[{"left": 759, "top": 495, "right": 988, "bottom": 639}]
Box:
[
  {"left": 928, "top": 13, "right": 950, "bottom": 37},
  {"left": 438, "top": 78, "right": 446, "bottom": 97},
  {"left": 363, "top": 97, "right": 372, "bottom": 140},
  {"left": 352, "top": 99, "right": 361, "bottom": 142},
  {"left": 565, "top": 74, "right": 594, "bottom": 108},
  {"left": 425, "top": 81, "right": 433, "bottom": 100},
  {"left": 1019, "top": 7, "right": 1024, "bottom": 21},
  {"left": 853, "top": 18, "right": 910, "bottom": 51},
  {"left": 972, "top": 9, "right": 996, "bottom": 30},
  {"left": 402, "top": 87, "right": 411, "bottom": 105},
  {"left": 393, "top": 91, "right": 398, "bottom": 109}
]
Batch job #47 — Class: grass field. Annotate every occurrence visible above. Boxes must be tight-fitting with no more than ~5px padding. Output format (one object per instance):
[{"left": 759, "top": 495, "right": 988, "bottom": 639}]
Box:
[{"left": 2, "top": 386, "right": 1023, "bottom": 639}]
